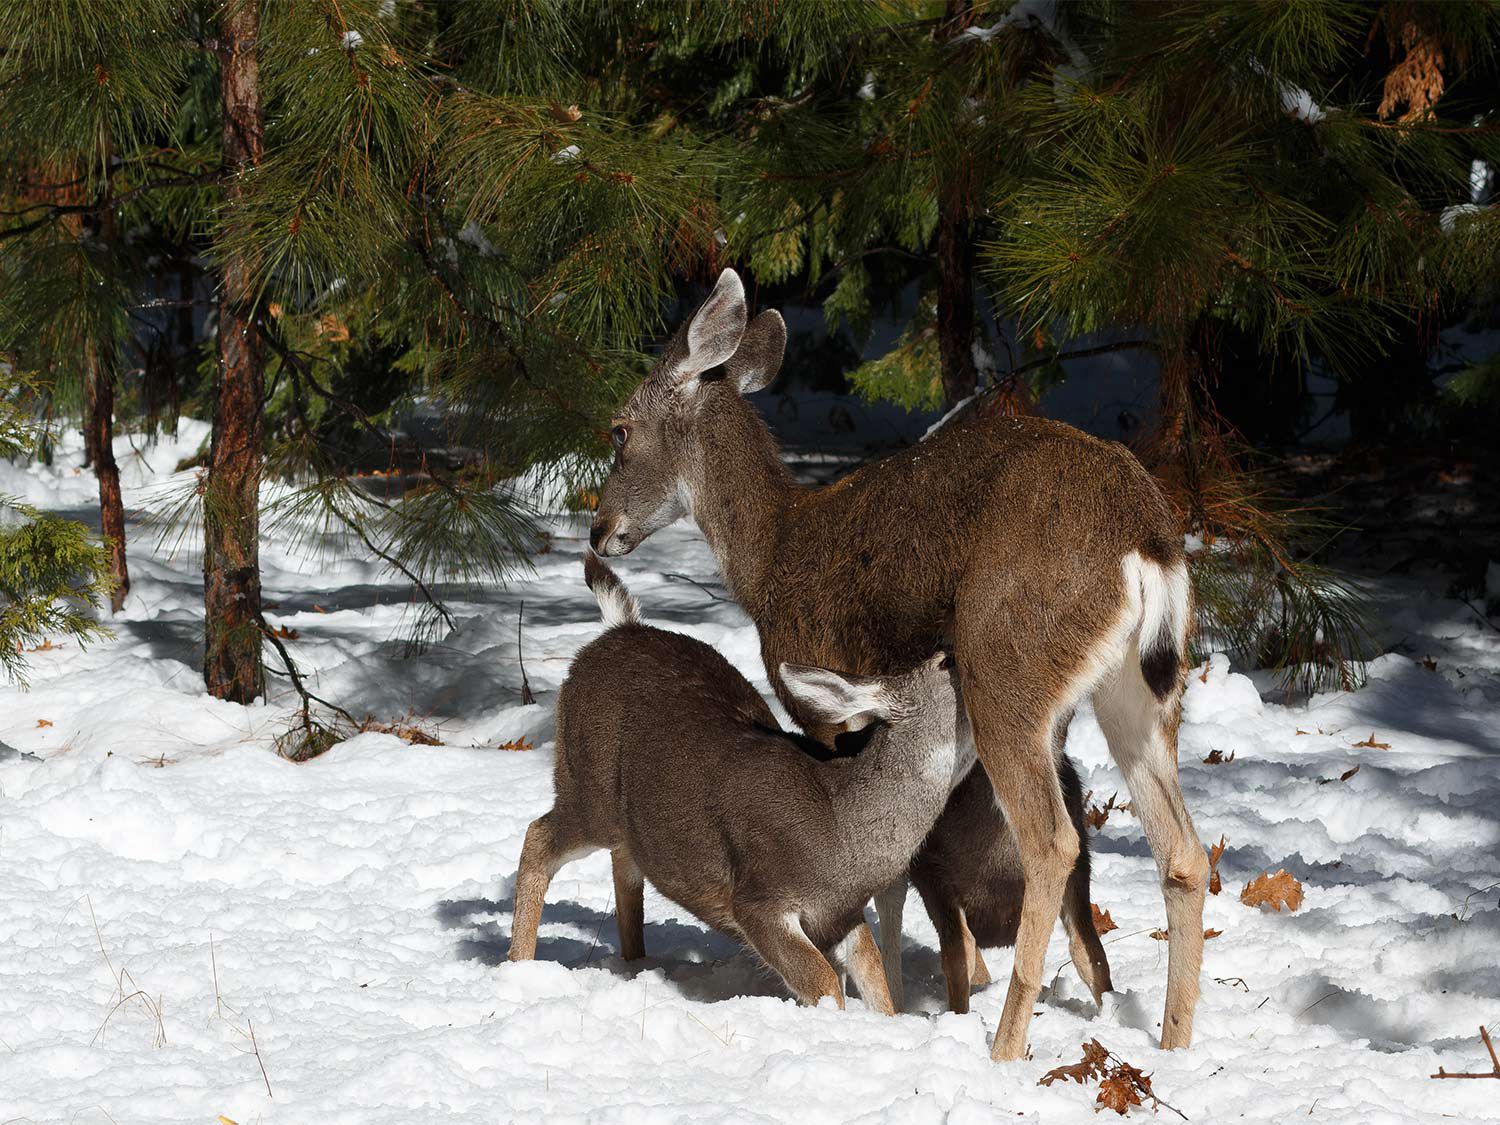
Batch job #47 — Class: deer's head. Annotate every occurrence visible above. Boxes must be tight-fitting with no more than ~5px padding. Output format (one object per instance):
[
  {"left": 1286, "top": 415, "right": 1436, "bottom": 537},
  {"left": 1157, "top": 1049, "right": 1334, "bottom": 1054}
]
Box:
[
  {"left": 590, "top": 269, "right": 786, "bottom": 557},
  {"left": 779, "top": 651, "right": 973, "bottom": 785}
]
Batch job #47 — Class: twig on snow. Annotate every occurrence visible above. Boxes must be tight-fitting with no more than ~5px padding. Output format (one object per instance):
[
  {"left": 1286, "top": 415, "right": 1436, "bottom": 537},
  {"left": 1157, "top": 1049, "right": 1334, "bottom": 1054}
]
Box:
[
  {"left": 1432, "top": 1025, "right": 1500, "bottom": 1079},
  {"left": 663, "top": 572, "right": 729, "bottom": 602},
  {"left": 248, "top": 1018, "right": 273, "bottom": 1097}
]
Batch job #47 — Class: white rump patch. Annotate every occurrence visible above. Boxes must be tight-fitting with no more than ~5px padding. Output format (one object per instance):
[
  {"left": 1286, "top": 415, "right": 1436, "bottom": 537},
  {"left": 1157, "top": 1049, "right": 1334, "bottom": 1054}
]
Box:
[{"left": 1128, "top": 552, "right": 1191, "bottom": 662}]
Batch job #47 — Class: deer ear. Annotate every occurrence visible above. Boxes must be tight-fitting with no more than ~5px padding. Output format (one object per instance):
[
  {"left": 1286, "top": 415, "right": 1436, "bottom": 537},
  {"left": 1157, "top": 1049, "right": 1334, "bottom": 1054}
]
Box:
[
  {"left": 724, "top": 310, "right": 786, "bottom": 395},
  {"left": 779, "top": 663, "right": 889, "bottom": 731},
  {"left": 676, "top": 268, "right": 747, "bottom": 380}
]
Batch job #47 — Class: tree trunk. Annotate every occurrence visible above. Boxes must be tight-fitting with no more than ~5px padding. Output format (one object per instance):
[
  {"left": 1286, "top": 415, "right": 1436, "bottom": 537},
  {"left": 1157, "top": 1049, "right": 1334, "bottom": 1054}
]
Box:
[
  {"left": 77, "top": 166, "right": 130, "bottom": 612},
  {"left": 935, "top": 0, "right": 979, "bottom": 409},
  {"left": 936, "top": 200, "right": 978, "bottom": 408},
  {"left": 84, "top": 312, "right": 130, "bottom": 613},
  {"left": 203, "top": 0, "right": 265, "bottom": 704}
]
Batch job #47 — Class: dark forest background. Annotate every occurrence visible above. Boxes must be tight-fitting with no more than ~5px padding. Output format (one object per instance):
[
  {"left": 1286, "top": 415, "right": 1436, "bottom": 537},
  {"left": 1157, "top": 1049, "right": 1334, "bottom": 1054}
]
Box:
[{"left": 2, "top": 0, "right": 1497, "bottom": 716}]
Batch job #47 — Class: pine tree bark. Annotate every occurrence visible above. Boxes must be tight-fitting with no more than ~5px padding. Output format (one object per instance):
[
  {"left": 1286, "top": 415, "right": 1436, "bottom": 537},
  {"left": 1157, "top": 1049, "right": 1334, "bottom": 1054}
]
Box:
[
  {"left": 203, "top": 0, "right": 265, "bottom": 703},
  {"left": 73, "top": 161, "right": 129, "bottom": 611},
  {"left": 84, "top": 309, "right": 129, "bottom": 613},
  {"left": 935, "top": 0, "right": 980, "bottom": 409},
  {"left": 936, "top": 198, "right": 978, "bottom": 408}
]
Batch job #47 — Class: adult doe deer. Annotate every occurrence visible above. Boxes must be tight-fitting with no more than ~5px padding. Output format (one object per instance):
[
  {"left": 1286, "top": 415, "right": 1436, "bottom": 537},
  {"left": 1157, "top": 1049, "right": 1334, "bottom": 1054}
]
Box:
[
  {"left": 507, "top": 554, "right": 976, "bottom": 1015},
  {"left": 590, "top": 269, "right": 1206, "bottom": 1060}
]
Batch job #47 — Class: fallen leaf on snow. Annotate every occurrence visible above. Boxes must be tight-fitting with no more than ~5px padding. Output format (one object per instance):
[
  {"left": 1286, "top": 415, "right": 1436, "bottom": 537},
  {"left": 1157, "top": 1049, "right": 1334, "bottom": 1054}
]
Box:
[
  {"left": 1318, "top": 765, "right": 1360, "bottom": 785},
  {"left": 1352, "top": 732, "right": 1391, "bottom": 750},
  {"left": 1241, "top": 869, "right": 1304, "bottom": 912},
  {"left": 35, "top": 719, "right": 52, "bottom": 728},
  {"left": 1208, "top": 834, "right": 1227, "bottom": 895},
  {"left": 1092, "top": 904, "right": 1117, "bottom": 935},
  {"left": 1097, "top": 1074, "right": 1144, "bottom": 1115},
  {"left": 498, "top": 737, "right": 535, "bottom": 752},
  {"left": 1203, "top": 748, "right": 1236, "bottom": 765}
]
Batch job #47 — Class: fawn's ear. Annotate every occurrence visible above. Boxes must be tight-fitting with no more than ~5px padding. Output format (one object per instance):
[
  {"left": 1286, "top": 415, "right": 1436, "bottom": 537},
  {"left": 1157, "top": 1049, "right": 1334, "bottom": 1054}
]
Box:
[
  {"left": 667, "top": 268, "right": 747, "bottom": 384},
  {"left": 779, "top": 663, "right": 890, "bottom": 731},
  {"left": 723, "top": 309, "right": 786, "bottom": 395}
]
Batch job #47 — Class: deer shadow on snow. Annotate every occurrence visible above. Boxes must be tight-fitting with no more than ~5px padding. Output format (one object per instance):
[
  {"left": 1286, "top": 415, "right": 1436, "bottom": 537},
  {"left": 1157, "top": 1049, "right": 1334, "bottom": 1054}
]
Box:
[{"left": 434, "top": 892, "right": 956, "bottom": 1011}]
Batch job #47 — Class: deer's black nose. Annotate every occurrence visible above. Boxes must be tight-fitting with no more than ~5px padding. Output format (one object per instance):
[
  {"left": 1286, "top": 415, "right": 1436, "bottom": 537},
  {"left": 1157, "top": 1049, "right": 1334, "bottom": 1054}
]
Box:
[{"left": 589, "top": 523, "right": 606, "bottom": 551}]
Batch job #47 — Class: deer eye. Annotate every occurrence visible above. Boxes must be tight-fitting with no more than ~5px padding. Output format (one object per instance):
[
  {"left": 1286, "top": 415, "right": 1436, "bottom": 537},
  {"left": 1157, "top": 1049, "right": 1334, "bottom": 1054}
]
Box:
[{"left": 610, "top": 424, "right": 630, "bottom": 452}]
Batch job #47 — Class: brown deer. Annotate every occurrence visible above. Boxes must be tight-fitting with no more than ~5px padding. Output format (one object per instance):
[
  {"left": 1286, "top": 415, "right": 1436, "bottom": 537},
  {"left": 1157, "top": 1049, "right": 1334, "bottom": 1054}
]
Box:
[
  {"left": 878, "top": 746, "right": 1112, "bottom": 1015},
  {"left": 507, "top": 554, "right": 977, "bottom": 1016},
  {"left": 589, "top": 269, "right": 1206, "bottom": 1060}
]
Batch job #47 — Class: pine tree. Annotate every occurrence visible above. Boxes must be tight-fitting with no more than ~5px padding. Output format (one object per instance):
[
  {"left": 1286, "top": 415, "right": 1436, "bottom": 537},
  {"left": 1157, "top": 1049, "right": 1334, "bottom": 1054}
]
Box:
[
  {"left": 0, "top": 377, "right": 111, "bottom": 684},
  {"left": 202, "top": 0, "right": 267, "bottom": 703}
]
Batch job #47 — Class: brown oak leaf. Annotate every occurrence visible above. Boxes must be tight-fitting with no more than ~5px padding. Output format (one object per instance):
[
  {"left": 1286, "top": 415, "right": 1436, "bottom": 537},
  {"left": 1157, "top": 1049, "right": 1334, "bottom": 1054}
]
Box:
[
  {"left": 1097, "top": 1074, "right": 1144, "bottom": 1115},
  {"left": 1208, "top": 834, "right": 1227, "bottom": 895},
  {"left": 1203, "top": 748, "right": 1236, "bottom": 765},
  {"left": 1241, "top": 869, "right": 1304, "bottom": 912},
  {"left": 1352, "top": 732, "right": 1391, "bottom": 750},
  {"left": 1039, "top": 1060, "right": 1095, "bottom": 1087},
  {"left": 1092, "top": 904, "right": 1117, "bottom": 935}
]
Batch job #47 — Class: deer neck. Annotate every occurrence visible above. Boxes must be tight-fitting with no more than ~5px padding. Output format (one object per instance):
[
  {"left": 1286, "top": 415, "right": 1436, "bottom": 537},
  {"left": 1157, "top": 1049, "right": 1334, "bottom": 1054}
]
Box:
[
  {"left": 832, "top": 733, "right": 963, "bottom": 859},
  {"left": 684, "top": 395, "right": 795, "bottom": 612}
]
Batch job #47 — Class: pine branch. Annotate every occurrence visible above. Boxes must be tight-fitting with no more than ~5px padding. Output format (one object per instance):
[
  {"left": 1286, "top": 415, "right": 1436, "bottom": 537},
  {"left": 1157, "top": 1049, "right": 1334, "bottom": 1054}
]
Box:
[
  {"left": 0, "top": 173, "right": 221, "bottom": 242},
  {"left": 330, "top": 500, "right": 456, "bottom": 635}
]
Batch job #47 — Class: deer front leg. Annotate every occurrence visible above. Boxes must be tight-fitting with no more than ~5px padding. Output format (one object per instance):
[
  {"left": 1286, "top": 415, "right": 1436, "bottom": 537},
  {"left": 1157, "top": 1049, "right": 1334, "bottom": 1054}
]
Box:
[
  {"left": 611, "top": 848, "right": 646, "bottom": 961},
  {"left": 873, "top": 878, "right": 907, "bottom": 1012},
  {"left": 841, "top": 922, "right": 896, "bottom": 1015},
  {"left": 962, "top": 911, "right": 993, "bottom": 990},
  {"left": 510, "top": 813, "right": 569, "bottom": 962},
  {"left": 1062, "top": 865, "right": 1113, "bottom": 1004},
  {"left": 935, "top": 903, "right": 974, "bottom": 1015}
]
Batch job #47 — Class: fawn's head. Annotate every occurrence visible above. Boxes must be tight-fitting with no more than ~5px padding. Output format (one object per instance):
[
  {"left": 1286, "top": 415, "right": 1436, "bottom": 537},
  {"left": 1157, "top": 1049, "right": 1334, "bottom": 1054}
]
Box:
[
  {"left": 591, "top": 269, "right": 785, "bottom": 557},
  {"left": 779, "top": 651, "right": 971, "bottom": 780}
]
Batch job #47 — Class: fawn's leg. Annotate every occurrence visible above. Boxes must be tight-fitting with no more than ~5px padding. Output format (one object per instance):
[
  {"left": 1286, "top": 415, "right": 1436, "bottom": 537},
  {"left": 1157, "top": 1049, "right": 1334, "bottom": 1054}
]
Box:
[
  {"left": 841, "top": 922, "right": 896, "bottom": 1016},
  {"left": 929, "top": 897, "right": 974, "bottom": 1014},
  {"left": 611, "top": 848, "right": 646, "bottom": 961},
  {"left": 1061, "top": 860, "right": 1113, "bottom": 1003},
  {"left": 873, "top": 879, "right": 907, "bottom": 1012},
  {"left": 510, "top": 812, "right": 586, "bottom": 961},
  {"left": 962, "top": 912, "right": 993, "bottom": 989},
  {"left": 735, "top": 904, "right": 844, "bottom": 1009}
]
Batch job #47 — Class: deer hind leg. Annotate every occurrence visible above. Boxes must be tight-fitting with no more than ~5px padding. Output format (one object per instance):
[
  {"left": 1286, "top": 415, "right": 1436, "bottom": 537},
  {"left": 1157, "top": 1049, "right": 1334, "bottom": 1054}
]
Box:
[
  {"left": 873, "top": 879, "right": 907, "bottom": 1012},
  {"left": 840, "top": 922, "right": 896, "bottom": 1016},
  {"left": 735, "top": 903, "right": 844, "bottom": 1010},
  {"left": 611, "top": 848, "right": 646, "bottom": 961},
  {"left": 964, "top": 913, "right": 993, "bottom": 988},
  {"left": 1093, "top": 652, "right": 1207, "bottom": 1049},
  {"left": 962, "top": 687, "right": 1079, "bottom": 1060},
  {"left": 510, "top": 812, "right": 592, "bottom": 962}
]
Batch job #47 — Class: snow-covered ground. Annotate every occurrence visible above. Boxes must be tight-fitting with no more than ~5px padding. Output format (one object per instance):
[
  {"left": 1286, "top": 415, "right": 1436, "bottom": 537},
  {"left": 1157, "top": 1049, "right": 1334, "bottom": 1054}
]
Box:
[{"left": 2, "top": 425, "right": 1499, "bottom": 1124}]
